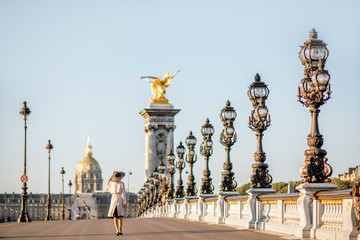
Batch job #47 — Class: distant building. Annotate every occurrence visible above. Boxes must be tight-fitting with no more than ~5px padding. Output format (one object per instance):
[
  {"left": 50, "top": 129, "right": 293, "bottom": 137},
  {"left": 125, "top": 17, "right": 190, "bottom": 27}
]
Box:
[
  {"left": 0, "top": 191, "right": 138, "bottom": 222},
  {"left": 338, "top": 166, "right": 360, "bottom": 181},
  {"left": 0, "top": 193, "right": 70, "bottom": 222},
  {"left": 0, "top": 136, "right": 137, "bottom": 223},
  {"left": 74, "top": 136, "right": 103, "bottom": 193}
]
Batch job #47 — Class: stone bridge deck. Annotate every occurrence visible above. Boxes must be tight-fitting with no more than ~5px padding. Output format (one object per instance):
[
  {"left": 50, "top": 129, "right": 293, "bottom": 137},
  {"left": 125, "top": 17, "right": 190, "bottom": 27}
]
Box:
[{"left": 0, "top": 218, "right": 301, "bottom": 240}]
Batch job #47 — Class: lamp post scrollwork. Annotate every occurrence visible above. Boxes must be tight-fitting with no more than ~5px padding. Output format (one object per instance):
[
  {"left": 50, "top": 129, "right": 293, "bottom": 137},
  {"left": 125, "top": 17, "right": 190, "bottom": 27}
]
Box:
[
  {"left": 185, "top": 131, "right": 197, "bottom": 196},
  {"left": 175, "top": 142, "right": 186, "bottom": 198},
  {"left": 199, "top": 118, "right": 215, "bottom": 194},
  {"left": 219, "top": 100, "right": 237, "bottom": 192},
  {"left": 248, "top": 74, "right": 272, "bottom": 188},
  {"left": 298, "top": 29, "right": 332, "bottom": 183}
]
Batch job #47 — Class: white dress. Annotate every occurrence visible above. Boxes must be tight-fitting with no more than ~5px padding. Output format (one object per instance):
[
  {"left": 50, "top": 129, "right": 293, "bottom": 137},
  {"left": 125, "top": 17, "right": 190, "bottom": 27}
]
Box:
[{"left": 106, "top": 181, "right": 126, "bottom": 217}]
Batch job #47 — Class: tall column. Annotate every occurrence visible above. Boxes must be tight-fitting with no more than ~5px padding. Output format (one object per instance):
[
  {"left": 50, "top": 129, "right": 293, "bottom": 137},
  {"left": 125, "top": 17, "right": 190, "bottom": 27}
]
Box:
[{"left": 140, "top": 104, "right": 180, "bottom": 179}]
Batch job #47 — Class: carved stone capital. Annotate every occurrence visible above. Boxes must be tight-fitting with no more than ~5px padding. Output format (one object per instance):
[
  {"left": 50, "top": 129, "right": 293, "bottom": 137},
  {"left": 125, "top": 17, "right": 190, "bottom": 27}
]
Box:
[
  {"left": 144, "top": 124, "right": 159, "bottom": 133},
  {"left": 165, "top": 125, "right": 176, "bottom": 132}
]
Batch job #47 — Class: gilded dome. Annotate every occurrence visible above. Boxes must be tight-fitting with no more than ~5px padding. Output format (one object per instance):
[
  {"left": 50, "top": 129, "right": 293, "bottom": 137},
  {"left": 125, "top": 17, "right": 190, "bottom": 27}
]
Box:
[
  {"left": 76, "top": 156, "right": 101, "bottom": 172},
  {"left": 75, "top": 135, "right": 101, "bottom": 172}
]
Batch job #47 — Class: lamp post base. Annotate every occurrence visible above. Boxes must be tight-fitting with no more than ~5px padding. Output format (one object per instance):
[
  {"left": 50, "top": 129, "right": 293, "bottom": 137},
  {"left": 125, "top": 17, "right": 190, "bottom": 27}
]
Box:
[{"left": 17, "top": 214, "right": 31, "bottom": 222}]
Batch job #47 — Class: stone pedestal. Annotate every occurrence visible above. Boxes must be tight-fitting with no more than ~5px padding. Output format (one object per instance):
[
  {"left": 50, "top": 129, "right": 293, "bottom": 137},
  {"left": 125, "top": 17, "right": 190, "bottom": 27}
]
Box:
[
  {"left": 198, "top": 194, "right": 216, "bottom": 221},
  {"left": 295, "top": 183, "right": 337, "bottom": 239},
  {"left": 218, "top": 192, "right": 239, "bottom": 224},
  {"left": 246, "top": 188, "right": 276, "bottom": 229},
  {"left": 140, "top": 104, "right": 180, "bottom": 179},
  {"left": 184, "top": 196, "right": 199, "bottom": 220}
]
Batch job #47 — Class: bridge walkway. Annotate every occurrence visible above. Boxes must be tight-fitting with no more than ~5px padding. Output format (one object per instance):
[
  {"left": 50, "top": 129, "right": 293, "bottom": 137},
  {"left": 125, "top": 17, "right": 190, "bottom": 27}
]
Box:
[{"left": 0, "top": 218, "right": 302, "bottom": 240}]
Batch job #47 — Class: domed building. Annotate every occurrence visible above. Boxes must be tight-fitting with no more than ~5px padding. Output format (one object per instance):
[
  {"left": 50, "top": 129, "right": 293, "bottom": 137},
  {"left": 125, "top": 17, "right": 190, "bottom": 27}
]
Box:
[{"left": 74, "top": 136, "right": 103, "bottom": 193}]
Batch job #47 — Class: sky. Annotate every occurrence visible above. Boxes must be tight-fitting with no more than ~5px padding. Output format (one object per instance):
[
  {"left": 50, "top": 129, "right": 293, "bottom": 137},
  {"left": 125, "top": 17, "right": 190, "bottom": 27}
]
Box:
[{"left": 0, "top": 1, "right": 359, "bottom": 195}]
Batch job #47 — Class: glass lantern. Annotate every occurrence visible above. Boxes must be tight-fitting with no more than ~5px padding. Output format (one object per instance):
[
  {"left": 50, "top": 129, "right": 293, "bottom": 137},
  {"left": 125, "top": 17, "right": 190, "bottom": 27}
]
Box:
[
  {"left": 167, "top": 150, "right": 176, "bottom": 165},
  {"left": 20, "top": 101, "right": 31, "bottom": 121},
  {"left": 176, "top": 142, "right": 186, "bottom": 158},
  {"left": 247, "top": 74, "right": 269, "bottom": 106},
  {"left": 185, "top": 131, "right": 197, "bottom": 148},
  {"left": 201, "top": 118, "right": 215, "bottom": 138},
  {"left": 299, "top": 29, "right": 329, "bottom": 71},
  {"left": 220, "top": 100, "right": 237, "bottom": 122}
]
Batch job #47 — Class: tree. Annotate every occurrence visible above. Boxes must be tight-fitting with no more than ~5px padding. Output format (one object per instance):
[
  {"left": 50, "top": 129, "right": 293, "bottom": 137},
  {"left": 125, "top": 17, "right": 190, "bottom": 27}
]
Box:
[
  {"left": 272, "top": 182, "right": 288, "bottom": 193},
  {"left": 331, "top": 178, "right": 352, "bottom": 190},
  {"left": 236, "top": 183, "right": 251, "bottom": 195}
]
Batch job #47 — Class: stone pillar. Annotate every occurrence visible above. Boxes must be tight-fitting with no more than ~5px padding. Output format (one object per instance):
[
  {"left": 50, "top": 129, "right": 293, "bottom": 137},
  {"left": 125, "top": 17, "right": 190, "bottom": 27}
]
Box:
[
  {"left": 246, "top": 188, "right": 275, "bottom": 229},
  {"left": 295, "top": 183, "right": 336, "bottom": 239},
  {"left": 140, "top": 104, "right": 180, "bottom": 179},
  {"left": 218, "top": 192, "right": 239, "bottom": 224}
]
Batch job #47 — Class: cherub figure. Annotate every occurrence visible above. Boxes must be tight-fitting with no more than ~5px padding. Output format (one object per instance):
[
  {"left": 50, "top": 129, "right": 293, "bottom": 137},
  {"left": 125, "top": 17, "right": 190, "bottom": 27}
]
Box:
[{"left": 141, "top": 70, "right": 180, "bottom": 102}]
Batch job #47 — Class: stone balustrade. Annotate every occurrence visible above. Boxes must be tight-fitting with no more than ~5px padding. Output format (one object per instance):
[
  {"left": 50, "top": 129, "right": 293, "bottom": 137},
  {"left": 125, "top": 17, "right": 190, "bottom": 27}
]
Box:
[{"left": 140, "top": 188, "right": 359, "bottom": 240}]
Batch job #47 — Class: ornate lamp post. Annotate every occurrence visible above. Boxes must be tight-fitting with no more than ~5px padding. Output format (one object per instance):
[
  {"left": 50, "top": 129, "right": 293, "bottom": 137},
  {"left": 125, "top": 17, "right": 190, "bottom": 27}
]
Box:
[
  {"left": 175, "top": 142, "right": 186, "bottom": 198},
  {"left": 152, "top": 168, "right": 160, "bottom": 205},
  {"left": 166, "top": 150, "right": 176, "bottom": 199},
  {"left": 126, "top": 170, "right": 133, "bottom": 217},
  {"left": 185, "top": 131, "right": 197, "bottom": 196},
  {"left": 157, "top": 160, "right": 168, "bottom": 203},
  {"left": 248, "top": 74, "right": 272, "bottom": 188},
  {"left": 148, "top": 174, "right": 155, "bottom": 207},
  {"left": 144, "top": 183, "right": 150, "bottom": 210},
  {"left": 45, "top": 140, "right": 53, "bottom": 221},
  {"left": 68, "top": 180, "right": 72, "bottom": 220},
  {"left": 298, "top": 29, "right": 332, "bottom": 183},
  {"left": 60, "top": 167, "right": 65, "bottom": 220},
  {"left": 18, "top": 101, "right": 31, "bottom": 222},
  {"left": 219, "top": 100, "right": 237, "bottom": 192},
  {"left": 137, "top": 192, "right": 142, "bottom": 216},
  {"left": 199, "top": 118, "right": 215, "bottom": 194}
]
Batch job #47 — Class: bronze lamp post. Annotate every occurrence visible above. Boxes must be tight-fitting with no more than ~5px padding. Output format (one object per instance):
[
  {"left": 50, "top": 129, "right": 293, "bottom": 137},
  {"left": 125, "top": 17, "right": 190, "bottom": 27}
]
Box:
[
  {"left": 199, "top": 118, "right": 215, "bottom": 194},
  {"left": 157, "top": 160, "right": 168, "bottom": 203},
  {"left": 60, "top": 167, "right": 65, "bottom": 220},
  {"left": 68, "top": 180, "right": 72, "bottom": 220},
  {"left": 152, "top": 168, "right": 160, "bottom": 205},
  {"left": 185, "top": 131, "right": 197, "bottom": 196},
  {"left": 18, "top": 101, "right": 31, "bottom": 222},
  {"left": 248, "top": 74, "right": 272, "bottom": 188},
  {"left": 166, "top": 150, "right": 176, "bottom": 199},
  {"left": 45, "top": 140, "right": 53, "bottom": 221},
  {"left": 219, "top": 100, "right": 237, "bottom": 192},
  {"left": 175, "top": 142, "right": 186, "bottom": 198},
  {"left": 298, "top": 29, "right": 332, "bottom": 183}
]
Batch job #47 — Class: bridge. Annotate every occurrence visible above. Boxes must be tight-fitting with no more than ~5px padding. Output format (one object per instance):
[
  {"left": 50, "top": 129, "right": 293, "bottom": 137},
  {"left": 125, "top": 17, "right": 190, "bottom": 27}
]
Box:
[{"left": 0, "top": 218, "right": 299, "bottom": 240}]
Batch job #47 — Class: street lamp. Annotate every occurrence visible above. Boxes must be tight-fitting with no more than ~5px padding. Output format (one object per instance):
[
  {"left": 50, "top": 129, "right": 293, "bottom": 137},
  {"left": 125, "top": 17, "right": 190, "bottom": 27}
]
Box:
[
  {"left": 298, "top": 29, "right": 332, "bottom": 183},
  {"left": 126, "top": 170, "right": 133, "bottom": 217},
  {"left": 18, "top": 101, "right": 31, "bottom": 222},
  {"left": 157, "top": 160, "right": 168, "bottom": 203},
  {"left": 199, "top": 118, "right": 215, "bottom": 194},
  {"left": 166, "top": 150, "right": 176, "bottom": 199},
  {"left": 68, "top": 180, "right": 72, "bottom": 220},
  {"left": 219, "top": 100, "right": 237, "bottom": 192},
  {"left": 248, "top": 73, "right": 272, "bottom": 188},
  {"left": 60, "top": 167, "right": 65, "bottom": 220},
  {"left": 175, "top": 142, "right": 186, "bottom": 198},
  {"left": 45, "top": 140, "right": 53, "bottom": 221},
  {"left": 151, "top": 168, "right": 160, "bottom": 205},
  {"left": 185, "top": 131, "right": 197, "bottom": 196}
]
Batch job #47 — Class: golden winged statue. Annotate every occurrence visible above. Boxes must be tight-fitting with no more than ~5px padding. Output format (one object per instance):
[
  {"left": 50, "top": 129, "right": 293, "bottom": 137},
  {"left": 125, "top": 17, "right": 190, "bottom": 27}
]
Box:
[{"left": 141, "top": 70, "right": 181, "bottom": 104}]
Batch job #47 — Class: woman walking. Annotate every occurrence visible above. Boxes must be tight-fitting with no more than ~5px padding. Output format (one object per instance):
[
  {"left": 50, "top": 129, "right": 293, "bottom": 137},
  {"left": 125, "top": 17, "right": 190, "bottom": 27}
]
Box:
[{"left": 105, "top": 171, "right": 126, "bottom": 236}]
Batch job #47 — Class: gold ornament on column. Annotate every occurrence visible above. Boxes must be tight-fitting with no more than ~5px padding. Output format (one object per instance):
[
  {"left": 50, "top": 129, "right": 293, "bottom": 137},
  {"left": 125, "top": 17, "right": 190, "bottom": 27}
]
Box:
[{"left": 141, "top": 70, "right": 181, "bottom": 104}]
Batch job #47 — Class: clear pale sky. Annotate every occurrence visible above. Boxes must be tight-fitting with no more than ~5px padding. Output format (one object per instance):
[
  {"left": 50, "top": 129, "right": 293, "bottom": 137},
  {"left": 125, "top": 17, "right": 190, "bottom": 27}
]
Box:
[{"left": 1, "top": 1, "right": 359, "bottom": 195}]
